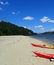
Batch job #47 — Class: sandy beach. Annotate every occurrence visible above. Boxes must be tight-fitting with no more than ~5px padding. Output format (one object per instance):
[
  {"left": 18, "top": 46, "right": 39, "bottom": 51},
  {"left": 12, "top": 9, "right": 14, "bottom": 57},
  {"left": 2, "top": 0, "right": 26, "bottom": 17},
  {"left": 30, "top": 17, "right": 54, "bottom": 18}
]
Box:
[{"left": 0, "top": 35, "right": 54, "bottom": 65}]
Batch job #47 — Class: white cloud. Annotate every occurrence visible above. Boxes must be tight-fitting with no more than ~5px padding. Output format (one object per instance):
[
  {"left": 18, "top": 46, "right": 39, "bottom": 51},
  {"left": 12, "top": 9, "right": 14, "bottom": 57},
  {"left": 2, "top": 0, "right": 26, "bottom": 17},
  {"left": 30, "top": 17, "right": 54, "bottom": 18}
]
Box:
[
  {"left": 0, "top": 7, "right": 3, "bottom": 10},
  {"left": 51, "top": 28, "right": 54, "bottom": 31},
  {"left": 12, "top": 12, "right": 16, "bottom": 15},
  {"left": 0, "top": 2, "right": 3, "bottom": 4},
  {"left": 35, "top": 25, "right": 43, "bottom": 28},
  {"left": 48, "top": 19, "right": 54, "bottom": 23},
  {"left": 0, "top": 1, "right": 9, "bottom": 5},
  {"left": 23, "top": 26, "right": 27, "bottom": 28},
  {"left": 23, "top": 16, "right": 34, "bottom": 20},
  {"left": 34, "top": 25, "right": 44, "bottom": 30},
  {"left": 40, "top": 16, "right": 49, "bottom": 22},
  {"left": 40, "top": 16, "right": 54, "bottom": 23}
]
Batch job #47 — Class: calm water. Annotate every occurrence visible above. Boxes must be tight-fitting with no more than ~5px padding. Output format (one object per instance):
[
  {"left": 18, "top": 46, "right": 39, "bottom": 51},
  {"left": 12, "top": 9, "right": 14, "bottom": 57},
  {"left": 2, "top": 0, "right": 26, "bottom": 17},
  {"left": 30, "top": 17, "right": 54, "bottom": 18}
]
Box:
[{"left": 30, "top": 34, "right": 54, "bottom": 45}]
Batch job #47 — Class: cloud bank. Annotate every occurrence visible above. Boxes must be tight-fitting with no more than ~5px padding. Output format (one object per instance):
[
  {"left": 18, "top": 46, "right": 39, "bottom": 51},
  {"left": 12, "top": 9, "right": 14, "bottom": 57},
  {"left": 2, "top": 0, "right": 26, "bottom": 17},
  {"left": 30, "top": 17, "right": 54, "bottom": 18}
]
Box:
[
  {"left": 40, "top": 16, "right": 54, "bottom": 23},
  {"left": 34, "top": 25, "right": 44, "bottom": 30}
]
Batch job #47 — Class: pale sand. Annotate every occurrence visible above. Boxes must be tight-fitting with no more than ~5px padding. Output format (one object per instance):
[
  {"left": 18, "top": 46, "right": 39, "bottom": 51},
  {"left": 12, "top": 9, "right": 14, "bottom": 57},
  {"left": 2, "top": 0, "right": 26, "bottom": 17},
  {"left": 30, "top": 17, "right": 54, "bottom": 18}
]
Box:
[{"left": 0, "top": 36, "right": 54, "bottom": 65}]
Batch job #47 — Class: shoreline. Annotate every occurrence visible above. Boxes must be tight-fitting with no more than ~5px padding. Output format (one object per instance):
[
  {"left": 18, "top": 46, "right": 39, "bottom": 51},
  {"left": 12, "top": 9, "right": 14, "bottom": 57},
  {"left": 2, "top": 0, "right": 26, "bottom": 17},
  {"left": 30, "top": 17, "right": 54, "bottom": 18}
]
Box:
[
  {"left": 30, "top": 34, "right": 54, "bottom": 45},
  {"left": 0, "top": 36, "right": 54, "bottom": 65}
]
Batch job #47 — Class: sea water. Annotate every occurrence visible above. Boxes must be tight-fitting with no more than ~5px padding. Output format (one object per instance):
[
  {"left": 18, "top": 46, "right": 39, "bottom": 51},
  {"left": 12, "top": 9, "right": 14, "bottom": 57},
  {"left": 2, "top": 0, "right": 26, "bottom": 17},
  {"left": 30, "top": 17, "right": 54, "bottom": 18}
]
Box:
[{"left": 31, "top": 34, "right": 54, "bottom": 45}]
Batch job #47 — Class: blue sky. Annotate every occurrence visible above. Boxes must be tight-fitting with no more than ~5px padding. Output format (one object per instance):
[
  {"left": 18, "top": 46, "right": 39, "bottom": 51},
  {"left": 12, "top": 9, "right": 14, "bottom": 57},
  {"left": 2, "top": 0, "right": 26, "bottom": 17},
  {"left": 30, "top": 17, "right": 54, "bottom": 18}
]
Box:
[{"left": 0, "top": 0, "right": 54, "bottom": 33}]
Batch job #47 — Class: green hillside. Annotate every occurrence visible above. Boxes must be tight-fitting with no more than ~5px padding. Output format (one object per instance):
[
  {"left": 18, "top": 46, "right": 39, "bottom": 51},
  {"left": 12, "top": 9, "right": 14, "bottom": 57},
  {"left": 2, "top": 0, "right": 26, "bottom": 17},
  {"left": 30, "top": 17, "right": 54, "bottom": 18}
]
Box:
[{"left": 0, "top": 21, "right": 36, "bottom": 35}]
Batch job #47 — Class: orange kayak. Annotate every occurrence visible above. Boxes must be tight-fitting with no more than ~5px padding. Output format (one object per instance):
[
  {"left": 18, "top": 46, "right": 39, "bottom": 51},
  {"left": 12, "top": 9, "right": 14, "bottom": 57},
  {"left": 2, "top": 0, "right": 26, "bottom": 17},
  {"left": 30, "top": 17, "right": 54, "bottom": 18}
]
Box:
[{"left": 31, "top": 43, "right": 54, "bottom": 49}]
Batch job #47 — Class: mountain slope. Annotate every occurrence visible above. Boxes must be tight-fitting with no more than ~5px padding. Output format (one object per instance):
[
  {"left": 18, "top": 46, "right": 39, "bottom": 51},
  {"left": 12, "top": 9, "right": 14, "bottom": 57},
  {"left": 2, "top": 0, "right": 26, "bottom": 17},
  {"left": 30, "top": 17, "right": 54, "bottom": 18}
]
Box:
[{"left": 0, "top": 21, "right": 36, "bottom": 35}]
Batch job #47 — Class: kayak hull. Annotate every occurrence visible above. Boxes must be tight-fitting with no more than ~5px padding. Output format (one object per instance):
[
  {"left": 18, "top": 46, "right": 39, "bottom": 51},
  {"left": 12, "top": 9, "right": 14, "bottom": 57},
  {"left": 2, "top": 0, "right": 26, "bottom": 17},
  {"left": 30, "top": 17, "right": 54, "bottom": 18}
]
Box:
[
  {"left": 32, "top": 51, "right": 54, "bottom": 59},
  {"left": 31, "top": 43, "right": 54, "bottom": 49}
]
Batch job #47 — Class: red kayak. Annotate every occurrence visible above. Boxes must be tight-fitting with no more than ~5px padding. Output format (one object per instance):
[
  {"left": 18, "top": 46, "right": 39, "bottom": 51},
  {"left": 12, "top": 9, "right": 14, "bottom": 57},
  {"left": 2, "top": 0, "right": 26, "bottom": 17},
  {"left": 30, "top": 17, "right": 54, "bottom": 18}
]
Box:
[
  {"left": 31, "top": 43, "right": 54, "bottom": 49},
  {"left": 31, "top": 43, "right": 44, "bottom": 48},
  {"left": 32, "top": 51, "right": 54, "bottom": 62}
]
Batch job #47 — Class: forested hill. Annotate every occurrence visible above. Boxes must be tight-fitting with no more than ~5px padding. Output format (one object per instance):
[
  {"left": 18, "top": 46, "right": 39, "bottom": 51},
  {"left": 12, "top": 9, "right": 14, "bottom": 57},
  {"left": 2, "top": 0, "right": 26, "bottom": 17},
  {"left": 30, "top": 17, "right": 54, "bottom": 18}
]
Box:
[
  {"left": 0, "top": 21, "right": 36, "bottom": 35},
  {"left": 41, "top": 31, "right": 54, "bottom": 34}
]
